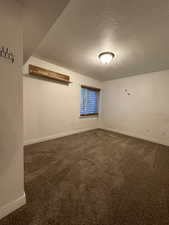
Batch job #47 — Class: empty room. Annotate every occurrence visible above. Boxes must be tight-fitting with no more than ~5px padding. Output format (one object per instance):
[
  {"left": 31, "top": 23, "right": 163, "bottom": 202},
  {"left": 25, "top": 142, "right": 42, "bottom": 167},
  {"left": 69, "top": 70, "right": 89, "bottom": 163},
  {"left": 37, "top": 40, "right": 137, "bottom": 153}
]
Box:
[{"left": 1, "top": 0, "right": 169, "bottom": 225}]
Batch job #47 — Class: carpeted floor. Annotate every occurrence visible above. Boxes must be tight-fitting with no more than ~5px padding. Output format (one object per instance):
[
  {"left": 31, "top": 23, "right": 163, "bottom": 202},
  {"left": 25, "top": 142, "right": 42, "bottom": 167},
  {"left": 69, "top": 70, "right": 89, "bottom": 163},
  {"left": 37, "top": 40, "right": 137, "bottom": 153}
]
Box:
[{"left": 1, "top": 129, "right": 169, "bottom": 225}]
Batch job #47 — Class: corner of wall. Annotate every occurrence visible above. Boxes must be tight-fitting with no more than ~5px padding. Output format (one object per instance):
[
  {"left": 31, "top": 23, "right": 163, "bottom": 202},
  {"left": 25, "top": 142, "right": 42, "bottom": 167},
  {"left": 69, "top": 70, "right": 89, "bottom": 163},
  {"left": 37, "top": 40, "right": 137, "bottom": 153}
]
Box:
[{"left": 0, "top": 193, "right": 26, "bottom": 220}]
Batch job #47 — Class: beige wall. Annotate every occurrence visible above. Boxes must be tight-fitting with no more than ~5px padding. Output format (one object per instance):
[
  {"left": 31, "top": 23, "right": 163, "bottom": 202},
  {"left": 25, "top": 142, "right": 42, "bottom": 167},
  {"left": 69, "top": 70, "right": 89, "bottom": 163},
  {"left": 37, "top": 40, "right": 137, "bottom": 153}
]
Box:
[
  {"left": 0, "top": 0, "right": 25, "bottom": 219},
  {"left": 23, "top": 57, "right": 169, "bottom": 147},
  {"left": 23, "top": 57, "right": 102, "bottom": 145},
  {"left": 101, "top": 70, "right": 169, "bottom": 146}
]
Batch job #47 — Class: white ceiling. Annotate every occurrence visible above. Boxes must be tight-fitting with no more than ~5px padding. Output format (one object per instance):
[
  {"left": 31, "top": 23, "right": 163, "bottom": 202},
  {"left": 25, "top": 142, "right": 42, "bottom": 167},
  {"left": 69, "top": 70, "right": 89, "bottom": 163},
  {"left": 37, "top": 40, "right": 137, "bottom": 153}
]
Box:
[
  {"left": 35, "top": 0, "right": 169, "bottom": 81},
  {"left": 22, "top": 0, "right": 70, "bottom": 62}
]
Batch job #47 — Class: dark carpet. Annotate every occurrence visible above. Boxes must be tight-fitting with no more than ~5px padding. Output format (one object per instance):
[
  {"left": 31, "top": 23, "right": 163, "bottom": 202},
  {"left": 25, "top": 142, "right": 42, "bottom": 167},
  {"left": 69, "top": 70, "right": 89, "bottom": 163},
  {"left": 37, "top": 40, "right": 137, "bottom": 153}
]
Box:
[{"left": 1, "top": 129, "right": 169, "bottom": 225}]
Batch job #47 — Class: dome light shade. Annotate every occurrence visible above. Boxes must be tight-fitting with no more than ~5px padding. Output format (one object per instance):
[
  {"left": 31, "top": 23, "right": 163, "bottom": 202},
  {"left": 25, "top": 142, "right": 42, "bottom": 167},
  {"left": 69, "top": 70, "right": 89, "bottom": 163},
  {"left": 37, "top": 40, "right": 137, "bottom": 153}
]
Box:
[{"left": 99, "top": 52, "right": 115, "bottom": 64}]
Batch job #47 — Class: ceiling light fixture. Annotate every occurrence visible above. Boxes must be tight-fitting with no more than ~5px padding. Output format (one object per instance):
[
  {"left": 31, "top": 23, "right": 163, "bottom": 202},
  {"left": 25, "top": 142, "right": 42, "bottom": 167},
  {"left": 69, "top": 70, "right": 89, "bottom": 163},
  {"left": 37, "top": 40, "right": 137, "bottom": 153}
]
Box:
[{"left": 99, "top": 52, "right": 115, "bottom": 64}]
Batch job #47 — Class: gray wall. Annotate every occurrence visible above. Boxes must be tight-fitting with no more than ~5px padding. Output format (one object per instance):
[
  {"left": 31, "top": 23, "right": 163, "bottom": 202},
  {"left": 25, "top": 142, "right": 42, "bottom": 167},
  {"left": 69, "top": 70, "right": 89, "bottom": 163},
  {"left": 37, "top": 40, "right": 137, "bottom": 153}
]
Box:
[
  {"left": 101, "top": 70, "right": 169, "bottom": 146},
  {"left": 23, "top": 57, "right": 101, "bottom": 145},
  {"left": 0, "top": 0, "right": 25, "bottom": 219}
]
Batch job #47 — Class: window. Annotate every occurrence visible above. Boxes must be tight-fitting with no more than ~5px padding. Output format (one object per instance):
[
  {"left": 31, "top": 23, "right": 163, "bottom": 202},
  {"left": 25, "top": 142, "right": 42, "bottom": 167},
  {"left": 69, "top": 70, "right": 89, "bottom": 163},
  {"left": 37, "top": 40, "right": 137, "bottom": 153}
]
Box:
[{"left": 80, "top": 85, "right": 100, "bottom": 116}]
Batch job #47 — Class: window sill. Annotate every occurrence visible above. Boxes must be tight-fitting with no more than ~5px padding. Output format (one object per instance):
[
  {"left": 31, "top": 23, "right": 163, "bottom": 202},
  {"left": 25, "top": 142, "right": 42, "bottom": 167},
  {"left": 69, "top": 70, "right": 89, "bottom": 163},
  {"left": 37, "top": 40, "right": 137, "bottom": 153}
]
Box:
[{"left": 80, "top": 113, "right": 99, "bottom": 118}]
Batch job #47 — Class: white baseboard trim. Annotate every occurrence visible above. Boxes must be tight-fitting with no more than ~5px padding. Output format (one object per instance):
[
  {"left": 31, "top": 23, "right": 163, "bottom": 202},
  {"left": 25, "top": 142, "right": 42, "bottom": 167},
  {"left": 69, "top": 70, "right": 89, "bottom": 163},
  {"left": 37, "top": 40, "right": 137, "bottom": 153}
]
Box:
[
  {"left": 0, "top": 192, "right": 26, "bottom": 220},
  {"left": 24, "top": 126, "right": 169, "bottom": 147},
  {"left": 24, "top": 128, "right": 98, "bottom": 146},
  {"left": 102, "top": 127, "right": 169, "bottom": 147}
]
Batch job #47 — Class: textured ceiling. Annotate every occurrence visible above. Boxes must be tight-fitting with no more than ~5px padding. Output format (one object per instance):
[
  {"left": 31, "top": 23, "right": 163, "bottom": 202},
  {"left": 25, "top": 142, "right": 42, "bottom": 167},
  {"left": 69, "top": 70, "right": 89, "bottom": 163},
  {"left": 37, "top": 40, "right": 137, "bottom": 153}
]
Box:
[
  {"left": 35, "top": 0, "right": 169, "bottom": 81},
  {"left": 22, "top": 0, "right": 70, "bottom": 62}
]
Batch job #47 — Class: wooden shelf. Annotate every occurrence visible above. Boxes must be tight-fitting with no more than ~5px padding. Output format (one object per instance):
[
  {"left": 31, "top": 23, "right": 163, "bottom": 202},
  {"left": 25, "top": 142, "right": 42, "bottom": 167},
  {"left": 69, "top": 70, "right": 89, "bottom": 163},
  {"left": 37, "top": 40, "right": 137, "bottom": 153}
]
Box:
[{"left": 29, "top": 64, "right": 71, "bottom": 84}]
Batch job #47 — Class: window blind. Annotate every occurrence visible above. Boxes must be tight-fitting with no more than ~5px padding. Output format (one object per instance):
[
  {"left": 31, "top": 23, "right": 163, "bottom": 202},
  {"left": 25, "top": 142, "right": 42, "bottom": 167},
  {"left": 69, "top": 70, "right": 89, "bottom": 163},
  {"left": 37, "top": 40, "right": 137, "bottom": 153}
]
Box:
[{"left": 80, "top": 87, "right": 99, "bottom": 115}]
